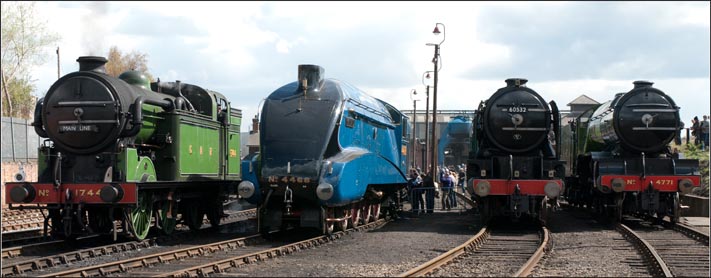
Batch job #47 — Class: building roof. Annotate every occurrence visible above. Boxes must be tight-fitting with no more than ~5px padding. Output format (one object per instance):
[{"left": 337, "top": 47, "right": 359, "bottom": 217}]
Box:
[{"left": 567, "top": 94, "right": 600, "bottom": 106}]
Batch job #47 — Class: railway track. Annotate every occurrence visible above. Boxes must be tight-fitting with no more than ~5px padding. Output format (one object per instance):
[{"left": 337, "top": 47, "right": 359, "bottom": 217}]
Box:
[
  {"left": 400, "top": 224, "right": 548, "bottom": 277},
  {"left": 2, "top": 203, "right": 256, "bottom": 244},
  {"left": 2, "top": 208, "right": 258, "bottom": 277},
  {"left": 2, "top": 213, "right": 45, "bottom": 233},
  {"left": 24, "top": 219, "right": 385, "bottom": 277},
  {"left": 2, "top": 208, "right": 256, "bottom": 258},
  {"left": 618, "top": 220, "right": 710, "bottom": 277},
  {"left": 3, "top": 208, "right": 44, "bottom": 218}
]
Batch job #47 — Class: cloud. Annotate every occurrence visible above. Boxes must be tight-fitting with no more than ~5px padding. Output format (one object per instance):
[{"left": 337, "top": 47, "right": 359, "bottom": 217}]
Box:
[
  {"left": 29, "top": 1, "right": 710, "bottom": 134},
  {"left": 463, "top": 2, "right": 710, "bottom": 81}
]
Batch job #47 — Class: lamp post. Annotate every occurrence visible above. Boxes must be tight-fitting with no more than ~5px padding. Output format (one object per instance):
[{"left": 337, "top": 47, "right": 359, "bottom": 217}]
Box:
[
  {"left": 426, "top": 22, "right": 445, "bottom": 182},
  {"left": 421, "top": 71, "right": 433, "bottom": 170},
  {"left": 410, "top": 89, "right": 419, "bottom": 169}
]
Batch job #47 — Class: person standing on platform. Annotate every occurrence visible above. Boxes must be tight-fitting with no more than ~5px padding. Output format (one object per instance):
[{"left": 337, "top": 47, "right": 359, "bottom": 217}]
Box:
[
  {"left": 407, "top": 169, "right": 424, "bottom": 215},
  {"left": 701, "top": 115, "right": 710, "bottom": 151},
  {"left": 448, "top": 169, "right": 458, "bottom": 208},
  {"left": 423, "top": 172, "right": 435, "bottom": 214},
  {"left": 440, "top": 170, "right": 453, "bottom": 210}
]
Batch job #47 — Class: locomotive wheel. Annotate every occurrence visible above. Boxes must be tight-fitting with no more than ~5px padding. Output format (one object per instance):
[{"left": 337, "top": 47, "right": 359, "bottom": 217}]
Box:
[
  {"left": 88, "top": 208, "right": 113, "bottom": 234},
  {"left": 206, "top": 202, "right": 222, "bottom": 229},
  {"left": 478, "top": 198, "right": 490, "bottom": 224},
  {"left": 350, "top": 205, "right": 361, "bottom": 228},
  {"left": 371, "top": 204, "right": 381, "bottom": 221},
  {"left": 361, "top": 204, "right": 372, "bottom": 224},
  {"left": 539, "top": 197, "right": 549, "bottom": 225},
  {"left": 325, "top": 208, "right": 335, "bottom": 235},
  {"left": 62, "top": 209, "right": 74, "bottom": 239},
  {"left": 47, "top": 209, "right": 62, "bottom": 237},
  {"left": 130, "top": 192, "right": 153, "bottom": 240},
  {"left": 337, "top": 209, "right": 349, "bottom": 231},
  {"left": 183, "top": 202, "right": 204, "bottom": 231},
  {"left": 670, "top": 193, "right": 681, "bottom": 224},
  {"left": 60, "top": 208, "right": 81, "bottom": 240},
  {"left": 614, "top": 195, "right": 624, "bottom": 223},
  {"left": 160, "top": 200, "right": 177, "bottom": 235}
]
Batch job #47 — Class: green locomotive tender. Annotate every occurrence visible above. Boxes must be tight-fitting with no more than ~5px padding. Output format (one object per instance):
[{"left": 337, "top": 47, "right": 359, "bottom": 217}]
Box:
[{"left": 5, "top": 56, "right": 242, "bottom": 240}]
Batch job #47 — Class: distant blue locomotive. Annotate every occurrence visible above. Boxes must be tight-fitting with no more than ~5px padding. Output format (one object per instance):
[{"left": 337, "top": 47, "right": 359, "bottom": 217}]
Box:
[
  {"left": 239, "top": 65, "right": 410, "bottom": 235},
  {"left": 438, "top": 115, "right": 473, "bottom": 167}
]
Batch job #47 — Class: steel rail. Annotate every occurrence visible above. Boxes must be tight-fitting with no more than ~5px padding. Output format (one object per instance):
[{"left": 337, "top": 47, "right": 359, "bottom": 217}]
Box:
[
  {"left": 399, "top": 225, "right": 547, "bottom": 277},
  {"left": 1, "top": 228, "right": 45, "bottom": 246},
  {"left": 3, "top": 209, "right": 258, "bottom": 275},
  {"left": 3, "top": 237, "right": 151, "bottom": 277},
  {"left": 2, "top": 238, "right": 63, "bottom": 259},
  {"left": 36, "top": 219, "right": 385, "bottom": 277},
  {"left": 36, "top": 234, "right": 263, "bottom": 277},
  {"left": 616, "top": 223, "right": 673, "bottom": 277},
  {"left": 513, "top": 226, "right": 550, "bottom": 277},
  {"left": 453, "top": 191, "right": 475, "bottom": 208},
  {"left": 673, "top": 221, "right": 709, "bottom": 246},
  {"left": 157, "top": 219, "right": 388, "bottom": 277},
  {"left": 399, "top": 226, "right": 490, "bottom": 277}
]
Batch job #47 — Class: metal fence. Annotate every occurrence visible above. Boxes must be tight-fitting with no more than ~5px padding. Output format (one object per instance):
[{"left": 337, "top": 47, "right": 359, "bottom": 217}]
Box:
[
  {"left": 1, "top": 117, "right": 43, "bottom": 161},
  {"left": 405, "top": 185, "right": 470, "bottom": 214}
]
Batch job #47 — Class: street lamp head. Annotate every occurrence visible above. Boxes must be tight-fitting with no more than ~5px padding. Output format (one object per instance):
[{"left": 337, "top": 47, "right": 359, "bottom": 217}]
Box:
[
  {"left": 422, "top": 71, "right": 434, "bottom": 87},
  {"left": 432, "top": 23, "right": 445, "bottom": 45},
  {"left": 410, "top": 88, "right": 420, "bottom": 101}
]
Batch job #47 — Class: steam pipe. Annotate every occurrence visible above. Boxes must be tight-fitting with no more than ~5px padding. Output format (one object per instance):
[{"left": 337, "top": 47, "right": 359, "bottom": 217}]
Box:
[{"left": 122, "top": 96, "right": 174, "bottom": 137}]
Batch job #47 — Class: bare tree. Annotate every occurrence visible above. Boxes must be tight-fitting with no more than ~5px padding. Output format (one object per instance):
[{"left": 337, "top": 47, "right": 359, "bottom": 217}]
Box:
[
  {"left": 105, "top": 46, "right": 154, "bottom": 81},
  {"left": 1, "top": 2, "right": 60, "bottom": 118}
]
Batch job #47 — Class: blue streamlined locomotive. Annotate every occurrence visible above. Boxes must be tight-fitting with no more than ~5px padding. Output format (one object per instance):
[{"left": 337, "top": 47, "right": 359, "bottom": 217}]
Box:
[
  {"left": 239, "top": 65, "right": 410, "bottom": 234},
  {"left": 438, "top": 115, "right": 473, "bottom": 167}
]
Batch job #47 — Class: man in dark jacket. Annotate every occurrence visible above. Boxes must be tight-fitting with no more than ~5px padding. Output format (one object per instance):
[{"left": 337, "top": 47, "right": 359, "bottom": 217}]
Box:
[{"left": 423, "top": 172, "right": 435, "bottom": 214}]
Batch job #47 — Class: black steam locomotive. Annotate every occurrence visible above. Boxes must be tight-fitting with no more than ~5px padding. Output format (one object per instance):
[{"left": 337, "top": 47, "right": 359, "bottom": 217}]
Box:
[
  {"left": 466, "top": 78, "right": 565, "bottom": 223},
  {"left": 564, "top": 81, "right": 700, "bottom": 223},
  {"left": 5, "top": 56, "right": 242, "bottom": 240}
]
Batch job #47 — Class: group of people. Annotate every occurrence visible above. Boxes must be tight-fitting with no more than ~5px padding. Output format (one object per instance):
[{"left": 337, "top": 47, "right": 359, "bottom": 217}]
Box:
[
  {"left": 690, "top": 115, "right": 710, "bottom": 151},
  {"left": 406, "top": 165, "right": 466, "bottom": 215}
]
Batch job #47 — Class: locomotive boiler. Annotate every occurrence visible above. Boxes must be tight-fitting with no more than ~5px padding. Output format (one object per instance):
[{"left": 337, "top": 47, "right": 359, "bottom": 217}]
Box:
[
  {"left": 5, "top": 56, "right": 242, "bottom": 240},
  {"left": 564, "top": 81, "right": 700, "bottom": 222},
  {"left": 238, "top": 65, "right": 410, "bottom": 235},
  {"left": 466, "top": 78, "right": 565, "bottom": 223},
  {"left": 438, "top": 115, "right": 473, "bottom": 167}
]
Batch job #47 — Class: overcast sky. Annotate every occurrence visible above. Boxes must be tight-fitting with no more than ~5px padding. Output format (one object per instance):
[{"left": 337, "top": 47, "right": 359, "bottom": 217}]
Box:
[{"left": 31, "top": 1, "right": 710, "bottom": 133}]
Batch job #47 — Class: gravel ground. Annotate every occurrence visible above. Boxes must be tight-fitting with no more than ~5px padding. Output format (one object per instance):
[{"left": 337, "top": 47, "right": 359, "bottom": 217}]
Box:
[
  {"left": 529, "top": 205, "right": 652, "bottom": 277},
  {"left": 214, "top": 211, "right": 480, "bottom": 277}
]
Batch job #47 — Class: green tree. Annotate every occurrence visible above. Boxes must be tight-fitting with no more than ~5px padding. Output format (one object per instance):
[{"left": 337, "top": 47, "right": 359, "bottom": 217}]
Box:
[
  {"left": 105, "top": 46, "right": 154, "bottom": 81},
  {"left": 1, "top": 2, "right": 60, "bottom": 118}
]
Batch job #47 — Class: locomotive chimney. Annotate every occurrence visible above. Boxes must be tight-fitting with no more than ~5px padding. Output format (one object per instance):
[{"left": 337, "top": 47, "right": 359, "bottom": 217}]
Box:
[
  {"left": 77, "top": 56, "right": 108, "bottom": 73},
  {"left": 298, "top": 64, "right": 325, "bottom": 93},
  {"left": 251, "top": 115, "right": 259, "bottom": 134},
  {"left": 505, "top": 78, "right": 528, "bottom": 87},
  {"left": 633, "top": 80, "right": 654, "bottom": 88}
]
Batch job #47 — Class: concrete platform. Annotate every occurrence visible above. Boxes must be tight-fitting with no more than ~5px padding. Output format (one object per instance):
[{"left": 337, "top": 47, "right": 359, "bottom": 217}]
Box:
[{"left": 680, "top": 216, "right": 710, "bottom": 235}]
